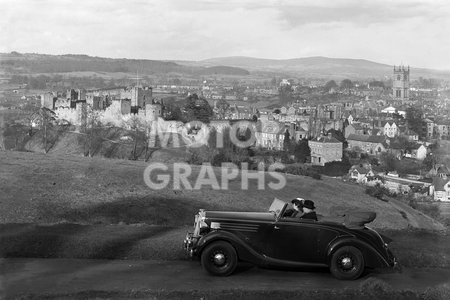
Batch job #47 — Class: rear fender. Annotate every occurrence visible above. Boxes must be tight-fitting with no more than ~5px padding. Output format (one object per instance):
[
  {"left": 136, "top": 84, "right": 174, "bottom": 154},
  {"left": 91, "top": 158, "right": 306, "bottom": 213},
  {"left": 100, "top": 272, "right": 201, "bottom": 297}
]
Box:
[
  {"left": 327, "top": 237, "right": 390, "bottom": 268},
  {"left": 196, "top": 230, "right": 265, "bottom": 265}
]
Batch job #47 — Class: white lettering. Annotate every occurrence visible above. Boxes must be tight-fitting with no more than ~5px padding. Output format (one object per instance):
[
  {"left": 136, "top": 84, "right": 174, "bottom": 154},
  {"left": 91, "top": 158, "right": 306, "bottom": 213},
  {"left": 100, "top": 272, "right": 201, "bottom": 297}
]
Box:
[{"left": 143, "top": 163, "right": 170, "bottom": 190}]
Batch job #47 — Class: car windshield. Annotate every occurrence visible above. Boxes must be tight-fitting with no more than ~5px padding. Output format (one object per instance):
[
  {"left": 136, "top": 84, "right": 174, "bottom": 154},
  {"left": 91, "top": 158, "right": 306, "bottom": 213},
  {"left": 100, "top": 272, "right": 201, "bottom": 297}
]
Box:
[{"left": 268, "top": 198, "right": 287, "bottom": 219}]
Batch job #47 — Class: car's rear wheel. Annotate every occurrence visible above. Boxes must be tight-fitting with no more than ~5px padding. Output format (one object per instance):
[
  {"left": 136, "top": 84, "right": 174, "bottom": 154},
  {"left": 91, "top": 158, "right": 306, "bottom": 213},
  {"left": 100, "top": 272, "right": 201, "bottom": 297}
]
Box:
[
  {"left": 329, "top": 246, "right": 365, "bottom": 280},
  {"left": 201, "top": 241, "right": 237, "bottom": 276}
]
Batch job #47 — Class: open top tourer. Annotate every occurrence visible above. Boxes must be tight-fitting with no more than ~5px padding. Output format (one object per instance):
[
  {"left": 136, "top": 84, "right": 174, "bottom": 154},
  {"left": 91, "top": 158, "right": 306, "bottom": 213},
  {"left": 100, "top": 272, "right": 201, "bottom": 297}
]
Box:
[{"left": 183, "top": 198, "right": 397, "bottom": 280}]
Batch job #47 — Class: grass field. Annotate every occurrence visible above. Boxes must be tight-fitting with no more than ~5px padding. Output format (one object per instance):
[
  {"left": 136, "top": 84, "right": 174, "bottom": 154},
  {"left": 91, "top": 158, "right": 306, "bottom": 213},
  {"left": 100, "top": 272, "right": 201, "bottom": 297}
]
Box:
[
  {"left": 0, "top": 151, "right": 444, "bottom": 230},
  {"left": 0, "top": 151, "right": 448, "bottom": 268}
]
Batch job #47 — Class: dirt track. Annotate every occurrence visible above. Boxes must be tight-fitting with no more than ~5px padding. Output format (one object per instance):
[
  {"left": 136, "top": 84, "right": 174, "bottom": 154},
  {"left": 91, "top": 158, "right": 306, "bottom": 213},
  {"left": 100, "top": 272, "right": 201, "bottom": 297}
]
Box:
[{"left": 1, "top": 258, "right": 450, "bottom": 299}]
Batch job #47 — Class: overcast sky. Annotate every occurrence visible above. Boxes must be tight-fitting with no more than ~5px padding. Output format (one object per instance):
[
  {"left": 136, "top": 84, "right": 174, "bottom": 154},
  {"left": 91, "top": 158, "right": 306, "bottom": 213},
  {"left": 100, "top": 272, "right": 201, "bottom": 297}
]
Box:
[{"left": 1, "top": 0, "right": 450, "bottom": 69}]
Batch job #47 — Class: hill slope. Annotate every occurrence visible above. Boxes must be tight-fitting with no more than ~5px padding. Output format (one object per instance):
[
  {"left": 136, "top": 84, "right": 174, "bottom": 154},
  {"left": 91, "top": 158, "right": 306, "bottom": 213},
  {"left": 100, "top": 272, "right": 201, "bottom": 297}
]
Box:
[
  {"left": 0, "top": 52, "right": 250, "bottom": 76},
  {"left": 194, "top": 56, "right": 450, "bottom": 79},
  {"left": 4, "top": 52, "right": 450, "bottom": 79},
  {"left": 0, "top": 151, "right": 444, "bottom": 230}
]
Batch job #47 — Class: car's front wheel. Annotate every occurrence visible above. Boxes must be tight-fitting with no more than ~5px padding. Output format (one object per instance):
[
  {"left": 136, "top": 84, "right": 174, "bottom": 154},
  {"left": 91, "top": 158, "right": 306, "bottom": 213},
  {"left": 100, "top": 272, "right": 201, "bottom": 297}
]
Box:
[
  {"left": 329, "top": 246, "right": 365, "bottom": 280},
  {"left": 201, "top": 241, "right": 238, "bottom": 276}
]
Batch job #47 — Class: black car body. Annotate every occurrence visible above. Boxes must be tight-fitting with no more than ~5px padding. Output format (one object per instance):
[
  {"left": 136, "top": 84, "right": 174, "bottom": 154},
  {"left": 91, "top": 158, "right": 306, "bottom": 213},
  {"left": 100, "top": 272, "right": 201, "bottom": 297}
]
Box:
[{"left": 183, "top": 198, "right": 397, "bottom": 280}]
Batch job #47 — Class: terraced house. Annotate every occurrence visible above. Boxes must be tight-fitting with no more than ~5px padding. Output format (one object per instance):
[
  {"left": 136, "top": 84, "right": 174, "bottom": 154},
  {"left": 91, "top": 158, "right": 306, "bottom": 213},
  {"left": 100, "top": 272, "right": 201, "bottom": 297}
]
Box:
[
  {"left": 347, "top": 134, "right": 387, "bottom": 155},
  {"left": 254, "top": 120, "right": 287, "bottom": 150},
  {"left": 435, "top": 119, "right": 450, "bottom": 138}
]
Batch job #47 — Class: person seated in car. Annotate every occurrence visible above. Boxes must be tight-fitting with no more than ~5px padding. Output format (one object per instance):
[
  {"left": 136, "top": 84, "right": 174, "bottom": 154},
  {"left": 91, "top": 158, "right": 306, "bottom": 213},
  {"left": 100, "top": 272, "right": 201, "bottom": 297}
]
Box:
[
  {"left": 284, "top": 198, "right": 304, "bottom": 217},
  {"left": 300, "top": 200, "right": 318, "bottom": 221}
]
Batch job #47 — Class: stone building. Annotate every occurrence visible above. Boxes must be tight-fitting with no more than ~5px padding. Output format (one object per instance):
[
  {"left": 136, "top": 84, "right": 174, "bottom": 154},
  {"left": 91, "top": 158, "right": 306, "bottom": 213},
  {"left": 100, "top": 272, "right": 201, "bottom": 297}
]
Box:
[
  {"left": 86, "top": 95, "right": 104, "bottom": 110},
  {"left": 120, "top": 86, "right": 152, "bottom": 110},
  {"left": 347, "top": 134, "right": 387, "bottom": 155},
  {"left": 145, "top": 100, "right": 162, "bottom": 121},
  {"left": 41, "top": 92, "right": 56, "bottom": 110},
  {"left": 254, "top": 120, "right": 286, "bottom": 150},
  {"left": 393, "top": 65, "right": 410, "bottom": 102},
  {"left": 308, "top": 134, "right": 343, "bottom": 166}
]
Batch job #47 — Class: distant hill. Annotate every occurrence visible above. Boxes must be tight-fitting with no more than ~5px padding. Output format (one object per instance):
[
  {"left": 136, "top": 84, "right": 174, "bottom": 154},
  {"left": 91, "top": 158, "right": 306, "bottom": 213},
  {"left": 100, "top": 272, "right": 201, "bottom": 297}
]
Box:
[
  {"left": 192, "top": 56, "right": 450, "bottom": 80},
  {"left": 2, "top": 52, "right": 450, "bottom": 80},
  {"left": 0, "top": 52, "right": 250, "bottom": 76}
]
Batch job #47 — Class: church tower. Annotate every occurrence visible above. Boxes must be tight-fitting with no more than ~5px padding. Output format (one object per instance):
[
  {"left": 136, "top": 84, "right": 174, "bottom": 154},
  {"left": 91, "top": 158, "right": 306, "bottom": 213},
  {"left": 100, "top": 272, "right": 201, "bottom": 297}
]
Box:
[{"left": 393, "top": 65, "right": 410, "bottom": 102}]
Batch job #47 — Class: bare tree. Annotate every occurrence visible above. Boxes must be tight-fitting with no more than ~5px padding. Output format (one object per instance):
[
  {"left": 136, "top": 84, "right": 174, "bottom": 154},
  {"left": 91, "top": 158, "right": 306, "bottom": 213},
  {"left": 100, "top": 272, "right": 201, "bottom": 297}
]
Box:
[
  {"left": 125, "top": 117, "right": 158, "bottom": 161},
  {"left": 81, "top": 105, "right": 103, "bottom": 157},
  {"left": 126, "top": 115, "right": 144, "bottom": 160},
  {"left": 30, "top": 107, "right": 56, "bottom": 153},
  {"left": 0, "top": 112, "right": 4, "bottom": 151},
  {"left": 141, "top": 119, "right": 158, "bottom": 161}
]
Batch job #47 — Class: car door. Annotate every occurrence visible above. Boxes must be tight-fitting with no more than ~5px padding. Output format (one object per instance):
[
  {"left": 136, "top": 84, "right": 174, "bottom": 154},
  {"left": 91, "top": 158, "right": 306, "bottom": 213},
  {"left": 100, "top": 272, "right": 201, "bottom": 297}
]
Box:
[{"left": 263, "top": 218, "right": 321, "bottom": 263}]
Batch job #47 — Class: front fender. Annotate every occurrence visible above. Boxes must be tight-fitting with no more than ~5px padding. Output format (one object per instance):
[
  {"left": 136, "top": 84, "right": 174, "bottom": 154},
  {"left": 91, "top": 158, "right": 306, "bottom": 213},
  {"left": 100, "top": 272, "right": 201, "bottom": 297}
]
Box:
[
  {"left": 327, "top": 237, "right": 392, "bottom": 268},
  {"left": 195, "top": 230, "right": 266, "bottom": 265}
]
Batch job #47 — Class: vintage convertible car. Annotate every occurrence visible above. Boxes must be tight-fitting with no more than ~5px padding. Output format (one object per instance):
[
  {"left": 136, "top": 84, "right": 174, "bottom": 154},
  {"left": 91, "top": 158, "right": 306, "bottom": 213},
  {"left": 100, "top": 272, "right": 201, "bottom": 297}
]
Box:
[{"left": 183, "top": 198, "right": 397, "bottom": 280}]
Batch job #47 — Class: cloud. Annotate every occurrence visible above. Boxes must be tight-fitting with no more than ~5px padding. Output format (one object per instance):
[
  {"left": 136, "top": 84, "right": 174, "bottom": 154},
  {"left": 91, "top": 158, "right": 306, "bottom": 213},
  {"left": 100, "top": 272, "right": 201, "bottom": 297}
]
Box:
[
  {"left": 275, "top": 1, "right": 447, "bottom": 28},
  {"left": 1, "top": 0, "right": 450, "bottom": 69}
]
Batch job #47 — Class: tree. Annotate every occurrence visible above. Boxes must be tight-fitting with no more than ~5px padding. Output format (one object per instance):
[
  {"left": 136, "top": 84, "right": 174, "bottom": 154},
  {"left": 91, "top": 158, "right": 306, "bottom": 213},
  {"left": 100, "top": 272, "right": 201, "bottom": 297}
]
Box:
[
  {"left": 80, "top": 106, "right": 103, "bottom": 157},
  {"left": 369, "top": 81, "right": 385, "bottom": 88},
  {"left": 406, "top": 106, "right": 424, "bottom": 138},
  {"left": 380, "top": 152, "right": 398, "bottom": 172},
  {"left": 0, "top": 112, "right": 4, "bottom": 151},
  {"left": 127, "top": 116, "right": 145, "bottom": 160},
  {"left": 283, "top": 130, "right": 291, "bottom": 152},
  {"left": 279, "top": 84, "right": 293, "bottom": 104},
  {"left": 215, "top": 99, "right": 230, "bottom": 119},
  {"left": 163, "top": 102, "right": 182, "bottom": 121},
  {"left": 183, "top": 93, "right": 213, "bottom": 123},
  {"left": 323, "top": 80, "right": 338, "bottom": 92},
  {"left": 393, "top": 136, "right": 415, "bottom": 153},
  {"left": 270, "top": 77, "right": 278, "bottom": 87},
  {"left": 340, "top": 79, "right": 353, "bottom": 90},
  {"left": 293, "top": 139, "right": 311, "bottom": 163},
  {"left": 35, "top": 107, "right": 56, "bottom": 153},
  {"left": 208, "top": 127, "right": 252, "bottom": 167}
]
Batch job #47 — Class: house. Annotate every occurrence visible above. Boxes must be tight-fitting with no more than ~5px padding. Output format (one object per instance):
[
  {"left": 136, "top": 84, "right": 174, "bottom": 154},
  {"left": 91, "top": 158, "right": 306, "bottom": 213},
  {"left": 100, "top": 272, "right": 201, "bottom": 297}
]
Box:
[
  {"left": 381, "top": 106, "right": 397, "bottom": 114},
  {"left": 254, "top": 120, "right": 287, "bottom": 150},
  {"left": 401, "top": 129, "right": 419, "bottom": 141},
  {"left": 344, "top": 123, "right": 365, "bottom": 138},
  {"left": 427, "top": 164, "right": 450, "bottom": 178},
  {"left": 349, "top": 165, "right": 375, "bottom": 183},
  {"left": 383, "top": 121, "right": 398, "bottom": 138},
  {"left": 423, "top": 118, "right": 435, "bottom": 138},
  {"left": 435, "top": 119, "right": 450, "bottom": 138},
  {"left": 347, "top": 114, "right": 354, "bottom": 125},
  {"left": 431, "top": 177, "right": 450, "bottom": 201},
  {"left": 294, "top": 124, "right": 309, "bottom": 141},
  {"left": 409, "top": 144, "right": 427, "bottom": 160},
  {"left": 347, "top": 134, "right": 387, "bottom": 155},
  {"left": 308, "top": 135, "right": 343, "bottom": 166}
]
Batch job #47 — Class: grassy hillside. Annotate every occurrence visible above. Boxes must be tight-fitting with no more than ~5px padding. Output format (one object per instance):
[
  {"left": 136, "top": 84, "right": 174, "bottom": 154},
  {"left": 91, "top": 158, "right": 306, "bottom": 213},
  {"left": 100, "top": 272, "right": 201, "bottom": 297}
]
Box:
[
  {"left": 0, "top": 52, "right": 250, "bottom": 76},
  {"left": 0, "top": 151, "right": 444, "bottom": 230}
]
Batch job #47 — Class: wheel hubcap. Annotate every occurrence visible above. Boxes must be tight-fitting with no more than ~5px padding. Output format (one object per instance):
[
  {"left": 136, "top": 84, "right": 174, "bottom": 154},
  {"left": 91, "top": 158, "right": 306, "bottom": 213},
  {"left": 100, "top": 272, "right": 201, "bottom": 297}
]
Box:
[
  {"left": 341, "top": 257, "right": 353, "bottom": 269},
  {"left": 213, "top": 253, "right": 226, "bottom": 266}
]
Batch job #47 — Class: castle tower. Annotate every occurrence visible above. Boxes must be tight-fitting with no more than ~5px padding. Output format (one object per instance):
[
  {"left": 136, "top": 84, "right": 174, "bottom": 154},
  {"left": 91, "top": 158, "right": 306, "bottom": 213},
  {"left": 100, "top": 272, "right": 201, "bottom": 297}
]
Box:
[
  {"left": 145, "top": 101, "right": 162, "bottom": 121},
  {"left": 393, "top": 65, "right": 410, "bottom": 102}
]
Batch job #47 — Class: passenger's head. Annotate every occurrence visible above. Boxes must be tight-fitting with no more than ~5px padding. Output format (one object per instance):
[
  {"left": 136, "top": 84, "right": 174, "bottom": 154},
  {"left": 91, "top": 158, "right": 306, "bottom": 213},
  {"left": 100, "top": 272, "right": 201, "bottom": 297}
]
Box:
[
  {"left": 302, "top": 200, "right": 316, "bottom": 213},
  {"left": 291, "top": 198, "right": 304, "bottom": 212}
]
